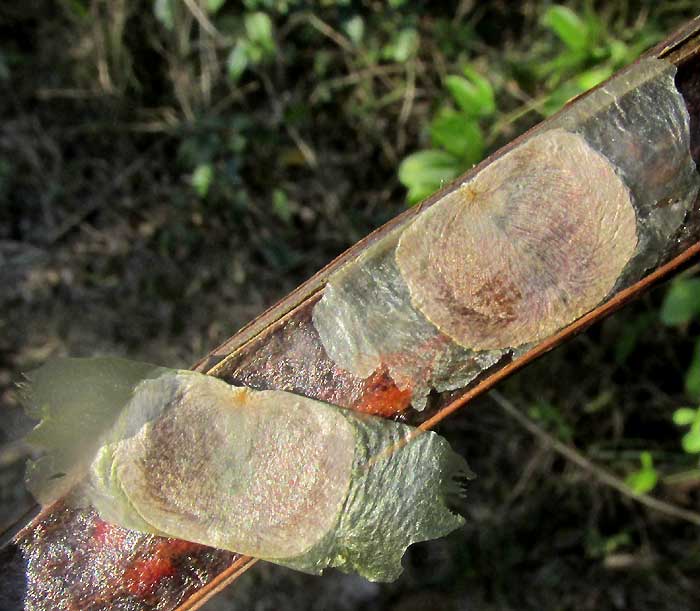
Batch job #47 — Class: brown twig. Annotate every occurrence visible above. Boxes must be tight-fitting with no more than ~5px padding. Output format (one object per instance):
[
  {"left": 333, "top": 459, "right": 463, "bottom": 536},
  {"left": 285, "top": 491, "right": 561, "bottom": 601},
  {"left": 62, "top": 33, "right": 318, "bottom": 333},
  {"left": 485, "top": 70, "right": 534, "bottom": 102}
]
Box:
[
  {"left": 181, "top": 0, "right": 228, "bottom": 43},
  {"left": 419, "top": 241, "right": 700, "bottom": 433},
  {"left": 490, "top": 390, "right": 700, "bottom": 527},
  {"left": 176, "top": 557, "right": 258, "bottom": 611},
  {"left": 303, "top": 13, "right": 355, "bottom": 54}
]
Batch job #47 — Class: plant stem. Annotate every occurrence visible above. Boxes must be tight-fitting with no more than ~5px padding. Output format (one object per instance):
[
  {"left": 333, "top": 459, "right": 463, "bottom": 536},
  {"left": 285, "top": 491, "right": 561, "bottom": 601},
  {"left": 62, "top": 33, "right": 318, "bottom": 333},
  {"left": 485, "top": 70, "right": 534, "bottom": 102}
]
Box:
[{"left": 490, "top": 390, "right": 700, "bottom": 527}]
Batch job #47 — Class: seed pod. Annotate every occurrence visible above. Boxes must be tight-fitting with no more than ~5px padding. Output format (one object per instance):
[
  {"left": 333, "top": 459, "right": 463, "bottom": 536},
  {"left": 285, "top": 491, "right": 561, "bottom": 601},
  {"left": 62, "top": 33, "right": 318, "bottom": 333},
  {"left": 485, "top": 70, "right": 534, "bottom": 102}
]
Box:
[
  {"left": 22, "top": 357, "right": 169, "bottom": 507},
  {"left": 395, "top": 128, "right": 638, "bottom": 350},
  {"left": 549, "top": 58, "right": 699, "bottom": 273},
  {"left": 312, "top": 58, "right": 698, "bottom": 409},
  {"left": 312, "top": 235, "right": 501, "bottom": 410},
  {"left": 23, "top": 357, "right": 470, "bottom": 582}
]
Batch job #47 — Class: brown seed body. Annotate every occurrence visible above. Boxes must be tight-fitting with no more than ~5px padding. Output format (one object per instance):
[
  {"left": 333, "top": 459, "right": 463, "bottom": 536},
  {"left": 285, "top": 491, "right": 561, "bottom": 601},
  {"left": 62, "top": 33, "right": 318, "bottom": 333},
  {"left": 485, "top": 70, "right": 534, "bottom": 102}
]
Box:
[
  {"left": 24, "top": 359, "right": 469, "bottom": 581},
  {"left": 395, "top": 129, "right": 638, "bottom": 350},
  {"left": 95, "top": 373, "right": 357, "bottom": 559}
]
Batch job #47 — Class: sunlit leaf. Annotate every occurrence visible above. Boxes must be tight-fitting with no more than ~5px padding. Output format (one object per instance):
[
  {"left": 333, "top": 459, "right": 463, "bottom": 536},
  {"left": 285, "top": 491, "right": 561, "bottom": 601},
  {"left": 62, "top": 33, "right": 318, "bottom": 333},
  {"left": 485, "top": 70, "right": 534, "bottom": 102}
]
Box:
[
  {"left": 227, "top": 42, "right": 249, "bottom": 82},
  {"left": 206, "top": 0, "right": 226, "bottom": 14},
  {"left": 625, "top": 452, "right": 658, "bottom": 494},
  {"left": 673, "top": 407, "right": 698, "bottom": 426},
  {"left": 462, "top": 66, "right": 496, "bottom": 115},
  {"left": 575, "top": 65, "right": 613, "bottom": 90},
  {"left": 406, "top": 183, "right": 436, "bottom": 206},
  {"left": 153, "top": 0, "right": 175, "bottom": 30},
  {"left": 394, "top": 28, "right": 419, "bottom": 62},
  {"left": 430, "top": 111, "right": 484, "bottom": 163},
  {"left": 608, "top": 39, "right": 630, "bottom": 65},
  {"left": 542, "top": 5, "right": 587, "bottom": 51},
  {"left": 398, "top": 150, "right": 463, "bottom": 205},
  {"left": 192, "top": 164, "right": 214, "bottom": 198},
  {"left": 682, "top": 426, "right": 700, "bottom": 454},
  {"left": 245, "top": 11, "right": 276, "bottom": 56},
  {"left": 343, "top": 15, "right": 364, "bottom": 46},
  {"left": 445, "top": 74, "right": 494, "bottom": 118}
]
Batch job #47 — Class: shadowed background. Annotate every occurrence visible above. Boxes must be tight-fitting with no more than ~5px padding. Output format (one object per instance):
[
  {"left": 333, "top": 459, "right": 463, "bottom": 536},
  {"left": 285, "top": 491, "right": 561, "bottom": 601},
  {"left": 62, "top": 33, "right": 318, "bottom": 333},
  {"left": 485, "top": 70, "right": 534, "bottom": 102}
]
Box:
[{"left": 1, "top": 1, "right": 700, "bottom": 609}]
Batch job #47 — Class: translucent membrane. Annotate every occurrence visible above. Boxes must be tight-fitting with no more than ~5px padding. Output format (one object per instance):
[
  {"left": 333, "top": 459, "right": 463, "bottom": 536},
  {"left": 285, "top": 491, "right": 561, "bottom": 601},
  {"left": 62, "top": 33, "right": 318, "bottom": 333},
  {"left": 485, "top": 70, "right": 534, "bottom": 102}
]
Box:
[
  {"left": 549, "top": 58, "right": 699, "bottom": 276},
  {"left": 24, "top": 358, "right": 468, "bottom": 582},
  {"left": 21, "top": 358, "right": 166, "bottom": 506},
  {"left": 313, "top": 234, "right": 504, "bottom": 410},
  {"left": 395, "top": 129, "right": 637, "bottom": 350},
  {"left": 313, "top": 58, "right": 699, "bottom": 409}
]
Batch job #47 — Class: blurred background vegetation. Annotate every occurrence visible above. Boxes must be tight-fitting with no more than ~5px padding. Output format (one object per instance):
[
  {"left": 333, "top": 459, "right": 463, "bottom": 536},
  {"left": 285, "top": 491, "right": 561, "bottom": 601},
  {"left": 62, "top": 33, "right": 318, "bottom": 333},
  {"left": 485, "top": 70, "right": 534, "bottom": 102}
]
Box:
[{"left": 2, "top": 1, "right": 700, "bottom": 609}]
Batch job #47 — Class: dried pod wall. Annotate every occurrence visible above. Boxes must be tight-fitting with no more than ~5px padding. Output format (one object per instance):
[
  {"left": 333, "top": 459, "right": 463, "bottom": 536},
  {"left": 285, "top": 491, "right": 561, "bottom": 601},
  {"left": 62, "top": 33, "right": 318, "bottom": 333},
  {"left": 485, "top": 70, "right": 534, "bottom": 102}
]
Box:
[{"left": 313, "top": 58, "right": 699, "bottom": 410}]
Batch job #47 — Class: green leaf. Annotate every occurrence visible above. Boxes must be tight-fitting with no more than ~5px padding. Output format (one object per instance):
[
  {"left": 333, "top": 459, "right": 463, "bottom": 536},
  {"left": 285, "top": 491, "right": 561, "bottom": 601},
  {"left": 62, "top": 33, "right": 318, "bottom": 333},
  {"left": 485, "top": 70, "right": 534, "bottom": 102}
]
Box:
[
  {"left": 206, "top": 0, "right": 226, "bottom": 14},
  {"left": 462, "top": 66, "right": 496, "bottom": 115},
  {"left": 398, "top": 150, "right": 462, "bottom": 205},
  {"left": 398, "top": 150, "right": 462, "bottom": 188},
  {"left": 227, "top": 42, "right": 249, "bottom": 82},
  {"left": 154, "top": 0, "right": 175, "bottom": 30},
  {"left": 343, "top": 15, "right": 364, "bottom": 47},
  {"left": 608, "top": 40, "right": 630, "bottom": 65},
  {"left": 686, "top": 341, "right": 700, "bottom": 402},
  {"left": 391, "top": 28, "right": 419, "bottom": 62},
  {"left": 626, "top": 469, "right": 658, "bottom": 494},
  {"left": 445, "top": 73, "right": 494, "bottom": 118},
  {"left": 272, "top": 189, "right": 293, "bottom": 224},
  {"left": 660, "top": 278, "right": 700, "bottom": 326},
  {"left": 640, "top": 451, "right": 653, "bottom": 469},
  {"left": 429, "top": 112, "right": 484, "bottom": 164},
  {"left": 625, "top": 452, "right": 658, "bottom": 494},
  {"left": 245, "top": 11, "right": 276, "bottom": 56},
  {"left": 405, "top": 183, "right": 437, "bottom": 206},
  {"left": 682, "top": 426, "right": 700, "bottom": 454},
  {"left": 192, "top": 164, "right": 214, "bottom": 198},
  {"left": 542, "top": 5, "right": 587, "bottom": 52},
  {"left": 673, "top": 407, "right": 698, "bottom": 426},
  {"left": 575, "top": 65, "right": 613, "bottom": 91}
]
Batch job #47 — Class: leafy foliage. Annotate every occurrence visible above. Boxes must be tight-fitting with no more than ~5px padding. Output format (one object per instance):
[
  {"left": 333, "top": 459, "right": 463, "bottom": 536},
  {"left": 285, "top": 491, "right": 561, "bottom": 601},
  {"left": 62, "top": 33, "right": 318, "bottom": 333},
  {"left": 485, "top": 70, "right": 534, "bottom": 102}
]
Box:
[
  {"left": 399, "top": 68, "right": 495, "bottom": 204},
  {"left": 625, "top": 451, "right": 659, "bottom": 494},
  {"left": 673, "top": 407, "right": 700, "bottom": 453},
  {"left": 397, "top": 2, "right": 672, "bottom": 204}
]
